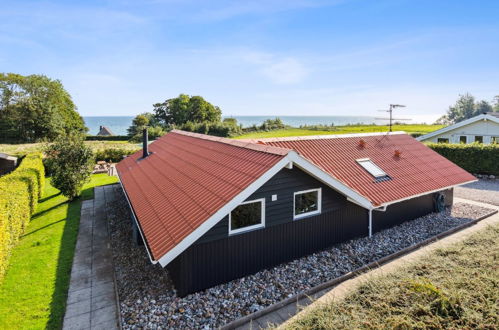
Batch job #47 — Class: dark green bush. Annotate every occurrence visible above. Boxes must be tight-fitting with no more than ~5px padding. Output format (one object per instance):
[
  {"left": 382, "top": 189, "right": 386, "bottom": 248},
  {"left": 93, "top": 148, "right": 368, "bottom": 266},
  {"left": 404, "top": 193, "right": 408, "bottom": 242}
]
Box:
[
  {"left": 0, "top": 153, "right": 44, "bottom": 281},
  {"left": 94, "top": 148, "right": 139, "bottom": 163},
  {"left": 178, "top": 121, "right": 242, "bottom": 137},
  {"left": 427, "top": 143, "right": 499, "bottom": 175}
]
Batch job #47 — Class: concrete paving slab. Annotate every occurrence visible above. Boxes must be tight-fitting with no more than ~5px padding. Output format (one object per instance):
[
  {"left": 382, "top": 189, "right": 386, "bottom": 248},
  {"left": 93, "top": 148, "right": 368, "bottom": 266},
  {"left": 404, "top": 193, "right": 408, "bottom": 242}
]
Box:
[{"left": 63, "top": 184, "right": 121, "bottom": 330}]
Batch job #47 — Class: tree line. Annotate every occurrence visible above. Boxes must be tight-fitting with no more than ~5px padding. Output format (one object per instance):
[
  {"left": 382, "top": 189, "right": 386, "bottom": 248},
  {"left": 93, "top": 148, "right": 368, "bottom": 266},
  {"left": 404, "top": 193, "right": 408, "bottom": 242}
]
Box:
[{"left": 437, "top": 93, "right": 499, "bottom": 124}]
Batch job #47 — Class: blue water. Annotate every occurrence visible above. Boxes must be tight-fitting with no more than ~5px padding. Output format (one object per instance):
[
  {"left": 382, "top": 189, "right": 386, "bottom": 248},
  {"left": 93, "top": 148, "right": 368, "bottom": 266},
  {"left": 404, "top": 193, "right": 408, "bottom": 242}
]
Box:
[{"left": 83, "top": 115, "right": 433, "bottom": 135}]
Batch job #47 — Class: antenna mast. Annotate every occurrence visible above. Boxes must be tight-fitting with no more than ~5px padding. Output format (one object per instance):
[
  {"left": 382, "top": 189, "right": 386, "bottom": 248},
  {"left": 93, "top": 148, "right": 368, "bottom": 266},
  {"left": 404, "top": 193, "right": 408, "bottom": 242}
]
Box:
[{"left": 376, "top": 104, "right": 407, "bottom": 132}]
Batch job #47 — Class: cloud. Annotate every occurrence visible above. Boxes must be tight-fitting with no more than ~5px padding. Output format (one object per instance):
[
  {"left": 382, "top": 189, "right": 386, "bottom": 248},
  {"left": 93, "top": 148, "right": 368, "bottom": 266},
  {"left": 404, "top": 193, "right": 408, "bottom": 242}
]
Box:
[{"left": 242, "top": 51, "right": 308, "bottom": 84}]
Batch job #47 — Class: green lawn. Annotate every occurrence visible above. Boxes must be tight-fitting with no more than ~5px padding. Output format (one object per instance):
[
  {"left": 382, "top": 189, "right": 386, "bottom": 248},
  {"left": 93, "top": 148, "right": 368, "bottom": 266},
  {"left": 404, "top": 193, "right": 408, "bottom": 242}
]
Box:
[
  {"left": 284, "top": 223, "right": 499, "bottom": 329},
  {"left": 0, "top": 174, "right": 118, "bottom": 329},
  {"left": 235, "top": 124, "right": 445, "bottom": 139}
]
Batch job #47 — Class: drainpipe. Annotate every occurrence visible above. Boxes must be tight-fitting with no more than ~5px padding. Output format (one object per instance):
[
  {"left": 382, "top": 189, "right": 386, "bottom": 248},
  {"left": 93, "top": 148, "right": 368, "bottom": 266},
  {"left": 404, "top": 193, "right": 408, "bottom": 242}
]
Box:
[
  {"left": 368, "top": 209, "right": 372, "bottom": 237},
  {"left": 369, "top": 205, "right": 388, "bottom": 237}
]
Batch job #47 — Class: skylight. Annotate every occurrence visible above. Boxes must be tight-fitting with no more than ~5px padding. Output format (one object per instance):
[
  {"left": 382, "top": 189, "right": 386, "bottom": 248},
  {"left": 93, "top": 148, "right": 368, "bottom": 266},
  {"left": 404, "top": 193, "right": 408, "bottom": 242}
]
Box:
[{"left": 356, "top": 159, "right": 387, "bottom": 178}]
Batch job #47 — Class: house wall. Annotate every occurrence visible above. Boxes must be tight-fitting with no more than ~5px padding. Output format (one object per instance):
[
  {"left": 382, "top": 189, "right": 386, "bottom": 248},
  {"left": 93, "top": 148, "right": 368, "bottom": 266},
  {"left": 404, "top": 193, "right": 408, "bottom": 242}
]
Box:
[
  {"left": 196, "top": 166, "right": 350, "bottom": 244},
  {"left": 373, "top": 188, "right": 453, "bottom": 232},
  {"left": 168, "top": 201, "right": 368, "bottom": 296},
  {"left": 420, "top": 119, "right": 499, "bottom": 144}
]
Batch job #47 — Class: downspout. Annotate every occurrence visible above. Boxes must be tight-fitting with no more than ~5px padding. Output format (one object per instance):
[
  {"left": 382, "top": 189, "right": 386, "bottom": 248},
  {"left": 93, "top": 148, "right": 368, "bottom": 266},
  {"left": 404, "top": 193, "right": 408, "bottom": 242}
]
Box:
[{"left": 369, "top": 205, "right": 388, "bottom": 237}]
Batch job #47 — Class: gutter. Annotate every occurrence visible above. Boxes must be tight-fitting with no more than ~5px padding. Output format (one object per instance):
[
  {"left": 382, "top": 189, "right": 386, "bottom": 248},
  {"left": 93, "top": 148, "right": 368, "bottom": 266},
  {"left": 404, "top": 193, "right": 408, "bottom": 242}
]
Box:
[{"left": 116, "top": 171, "right": 158, "bottom": 265}]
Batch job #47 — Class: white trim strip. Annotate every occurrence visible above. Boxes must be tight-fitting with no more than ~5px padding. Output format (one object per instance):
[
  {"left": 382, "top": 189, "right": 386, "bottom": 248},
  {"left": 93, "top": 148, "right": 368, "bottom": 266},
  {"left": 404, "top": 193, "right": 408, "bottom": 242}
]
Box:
[{"left": 241, "top": 131, "right": 407, "bottom": 143}]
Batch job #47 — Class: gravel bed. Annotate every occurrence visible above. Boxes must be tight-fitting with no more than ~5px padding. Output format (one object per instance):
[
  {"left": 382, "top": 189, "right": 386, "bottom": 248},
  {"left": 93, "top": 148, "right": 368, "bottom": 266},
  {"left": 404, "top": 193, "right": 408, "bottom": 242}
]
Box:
[
  {"left": 455, "top": 179, "right": 499, "bottom": 206},
  {"left": 107, "top": 187, "right": 495, "bottom": 329}
]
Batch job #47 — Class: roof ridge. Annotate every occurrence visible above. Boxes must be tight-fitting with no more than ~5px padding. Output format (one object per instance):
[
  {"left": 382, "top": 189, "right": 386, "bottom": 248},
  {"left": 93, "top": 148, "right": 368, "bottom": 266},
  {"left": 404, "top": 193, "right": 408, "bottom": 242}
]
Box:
[
  {"left": 240, "top": 131, "right": 407, "bottom": 143},
  {"left": 170, "top": 129, "right": 290, "bottom": 155}
]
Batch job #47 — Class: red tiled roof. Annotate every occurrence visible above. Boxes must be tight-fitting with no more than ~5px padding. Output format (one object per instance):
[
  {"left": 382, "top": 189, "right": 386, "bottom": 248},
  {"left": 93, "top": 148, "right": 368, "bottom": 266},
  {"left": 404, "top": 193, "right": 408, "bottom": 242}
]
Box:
[
  {"left": 256, "top": 132, "right": 475, "bottom": 206},
  {"left": 116, "top": 130, "right": 289, "bottom": 261}
]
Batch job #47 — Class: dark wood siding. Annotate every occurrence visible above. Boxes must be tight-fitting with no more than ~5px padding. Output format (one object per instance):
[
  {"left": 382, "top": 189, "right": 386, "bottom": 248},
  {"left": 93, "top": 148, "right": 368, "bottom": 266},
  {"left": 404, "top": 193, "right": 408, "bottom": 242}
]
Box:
[
  {"left": 372, "top": 188, "right": 454, "bottom": 233},
  {"left": 168, "top": 202, "right": 368, "bottom": 296},
  {"left": 196, "top": 166, "right": 349, "bottom": 244}
]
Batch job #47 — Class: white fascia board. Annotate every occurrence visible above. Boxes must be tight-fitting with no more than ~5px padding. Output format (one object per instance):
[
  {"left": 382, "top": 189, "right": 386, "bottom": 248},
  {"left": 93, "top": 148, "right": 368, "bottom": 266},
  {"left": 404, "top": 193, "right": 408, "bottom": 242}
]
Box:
[
  {"left": 157, "top": 155, "right": 294, "bottom": 267},
  {"left": 416, "top": 114, "right": 499, "bottom": 141},
  {"left": 377, "top": 179, "right": 477, "bottom": 208},
  {"left": 287, "top": 152, "right": 374, "bottom": 210}
]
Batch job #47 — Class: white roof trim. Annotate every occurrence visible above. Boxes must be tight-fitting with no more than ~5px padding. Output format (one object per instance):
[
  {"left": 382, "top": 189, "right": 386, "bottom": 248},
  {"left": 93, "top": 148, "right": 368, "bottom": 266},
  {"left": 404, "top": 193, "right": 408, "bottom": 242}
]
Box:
[
  {"left": 417, "top": 114, "right": 499, "bottom": 141},
  {"left": 156, "top": 150, "right": 376, "bottom": 267}
]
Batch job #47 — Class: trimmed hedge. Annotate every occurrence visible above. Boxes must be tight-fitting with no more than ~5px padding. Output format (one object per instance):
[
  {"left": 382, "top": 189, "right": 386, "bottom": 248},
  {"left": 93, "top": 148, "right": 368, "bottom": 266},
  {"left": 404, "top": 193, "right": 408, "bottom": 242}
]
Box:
[
  {"left": 94, "top": 148, "right": 139, "bottom": 163},
  {"left": 85, "top": 135, "right": 129, "bottom": 141},
  {"left": 0, "top": 153, "right": 45, "bottom": 281},
  {"left": 427, "top": 143, "right": 499, "bottom": 175}
]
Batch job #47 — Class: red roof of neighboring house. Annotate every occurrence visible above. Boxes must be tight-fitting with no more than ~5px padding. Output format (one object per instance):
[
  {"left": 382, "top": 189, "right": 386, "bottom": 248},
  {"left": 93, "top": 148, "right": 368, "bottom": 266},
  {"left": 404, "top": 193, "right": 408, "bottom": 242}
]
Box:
[
  {"left": 251, "top": 132, "right": 476, "bottom": 206},
  {"left": 116, "top": 130, "right": 289, "bottom": 261}
]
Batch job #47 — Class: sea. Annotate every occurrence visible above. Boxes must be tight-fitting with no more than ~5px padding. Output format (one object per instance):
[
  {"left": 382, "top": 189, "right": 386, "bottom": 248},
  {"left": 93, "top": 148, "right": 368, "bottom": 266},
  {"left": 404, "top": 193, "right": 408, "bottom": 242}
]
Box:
[{"left": 83, "top": 115, "right": 439, "bottom": 136}]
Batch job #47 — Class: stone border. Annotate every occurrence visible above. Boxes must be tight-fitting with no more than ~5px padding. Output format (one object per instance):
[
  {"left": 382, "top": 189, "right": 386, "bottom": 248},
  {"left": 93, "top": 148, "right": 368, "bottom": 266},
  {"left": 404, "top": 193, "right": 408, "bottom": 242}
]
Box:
[{"left": 221, "top": 208, "right": 498, "bottom": 330}]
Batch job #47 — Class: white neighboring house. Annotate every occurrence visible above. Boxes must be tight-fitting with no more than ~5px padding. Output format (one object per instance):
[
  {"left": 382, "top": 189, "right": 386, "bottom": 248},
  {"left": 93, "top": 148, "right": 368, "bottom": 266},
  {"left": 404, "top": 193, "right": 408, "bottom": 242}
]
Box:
[{"left": 417, "top": 112, "right": 499, "bottom": 144}]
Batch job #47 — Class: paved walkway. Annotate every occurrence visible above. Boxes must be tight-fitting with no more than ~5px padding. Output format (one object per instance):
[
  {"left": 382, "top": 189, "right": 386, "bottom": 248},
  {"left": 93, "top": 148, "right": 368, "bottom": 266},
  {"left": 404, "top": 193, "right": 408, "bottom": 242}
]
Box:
[
  {"left": 232, "top": 198, "right": 499, "bottom": 329},
  {"left": 63, "top": 185, "right": 121, "bottom": 330}
]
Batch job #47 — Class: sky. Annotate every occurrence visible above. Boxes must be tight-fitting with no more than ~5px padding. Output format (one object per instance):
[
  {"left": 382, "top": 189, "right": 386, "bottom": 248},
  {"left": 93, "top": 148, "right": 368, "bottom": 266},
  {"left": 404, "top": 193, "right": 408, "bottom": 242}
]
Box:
[{"left": 1, "top": 0, "right": 499, "bottom": 121}]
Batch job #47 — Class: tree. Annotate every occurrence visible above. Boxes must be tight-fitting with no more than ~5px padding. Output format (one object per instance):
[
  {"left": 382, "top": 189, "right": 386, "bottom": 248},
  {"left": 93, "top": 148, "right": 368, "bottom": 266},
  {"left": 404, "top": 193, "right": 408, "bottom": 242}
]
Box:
[
  {"left": 436, "top": 93, "right": 494, "bottom": 124},
  {"left": 153, "top": 94, "right": 222, "bottom": 127},
  {"left": 45, "top": 134, "right": 94, "bottom": 200},
  {"left": 493, "top": 95, "right": 499, "bottom": 112},
  {"left": 0, "top": 73, "right": 87, "bottom": 143},
  {"left": 127, "top": 112, "right": 165, "bottom": 142}
]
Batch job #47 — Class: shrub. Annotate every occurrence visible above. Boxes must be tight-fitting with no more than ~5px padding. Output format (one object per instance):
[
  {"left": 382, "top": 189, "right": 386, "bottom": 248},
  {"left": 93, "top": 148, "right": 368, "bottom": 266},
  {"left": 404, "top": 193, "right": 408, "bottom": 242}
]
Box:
[
  {"left": 427, "top": 143, "right": 499, "bottom": 175},
  {"left": 45, "top": 136, "right": 94, "bottom": 200},
  {"left": 0, "top": 153, "right": 44, "bottom": 281},
  {"left": 178, "top": 121, "right": 242, "bottom": 137},
  {"left": 94, "top": 148, "right": 139, "bottom": 163}
]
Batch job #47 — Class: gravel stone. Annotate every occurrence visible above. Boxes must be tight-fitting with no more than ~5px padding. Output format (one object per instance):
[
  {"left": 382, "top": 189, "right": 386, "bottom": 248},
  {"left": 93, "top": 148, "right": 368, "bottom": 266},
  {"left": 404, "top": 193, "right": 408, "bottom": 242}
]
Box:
[
  {"left": 455, "top": 179, "right": 499, "bottom": 206},
  {"left": 107, "top": 187, "right": 495, "bottom": 329}
]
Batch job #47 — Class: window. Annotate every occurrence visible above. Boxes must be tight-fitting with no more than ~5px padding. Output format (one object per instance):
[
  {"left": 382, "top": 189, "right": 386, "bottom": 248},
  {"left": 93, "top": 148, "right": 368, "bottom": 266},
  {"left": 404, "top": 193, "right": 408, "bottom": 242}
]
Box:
[
  {"left": 475, "top": 136, "right": 483, "bottom": 143},
  {"left": 356, "top": 159, "right": 387, "bottom": 178},
  {"left": 437, "top": 138, "right": 449, "bottom": 143},
  {"left": 229, "top": 198, "right": 265, "bottom": 234},
  {"left": 294, "top": 188, "right": 321, "bottom": 219},
  {"left": 492, "top": 137, "right": 499, "bottom": 144},
  {"left": 459, "top": 136, "right": 467, "bottom": 144}
]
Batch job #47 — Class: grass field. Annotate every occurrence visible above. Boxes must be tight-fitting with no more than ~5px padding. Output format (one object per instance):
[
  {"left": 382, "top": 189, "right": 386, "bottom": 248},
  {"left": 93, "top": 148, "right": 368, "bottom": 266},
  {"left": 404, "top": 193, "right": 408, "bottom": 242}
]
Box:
[
  {"left": 0, "top": 174, "right": 118, "bottom": 329},
  {"left": 235, "top": 124, "right": 444, "bottom": 139},
  {"left": 284, "top": 223, "right": 499, "bottom": 329},
  {"left": 0, "top": 140, "right": 139, "bottom": 156}
]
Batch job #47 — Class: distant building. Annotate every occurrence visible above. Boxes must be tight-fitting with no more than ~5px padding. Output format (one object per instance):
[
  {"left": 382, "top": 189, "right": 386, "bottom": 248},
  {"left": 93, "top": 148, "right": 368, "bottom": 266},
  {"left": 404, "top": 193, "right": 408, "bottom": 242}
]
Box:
[
  {"left": 417, "top": 112, "right": 499, "bottom": 144},
  {"left": 0, "top": 153, "right": 18, "bottom": 175},
  {"left": 97, "top": 126, "right": 114, "bottom": 136}
]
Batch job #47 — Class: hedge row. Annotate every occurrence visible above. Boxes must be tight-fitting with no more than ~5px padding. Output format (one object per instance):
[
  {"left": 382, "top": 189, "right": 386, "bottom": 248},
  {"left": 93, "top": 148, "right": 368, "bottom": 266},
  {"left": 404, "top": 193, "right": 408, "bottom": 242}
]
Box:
[
  {"left": 0, "top": 153, "right": 45, "bottom": 281},
  {"left": 85, "top": 135, "right": 129, "bottom": 141},
  {"left": 427, "top": 143, "right": 499, "bottom": 175},
  {"left": 94, "top": 148, "right": 139, "bottom": 163}
]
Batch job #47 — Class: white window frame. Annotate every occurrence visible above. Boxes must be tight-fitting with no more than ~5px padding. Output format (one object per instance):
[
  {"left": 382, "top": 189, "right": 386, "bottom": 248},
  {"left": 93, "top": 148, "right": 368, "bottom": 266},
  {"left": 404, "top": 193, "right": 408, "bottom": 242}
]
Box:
[
  {"left": 293, "top": 188, "right": 322, "bottom": 220},
  {"left": 356, "top": 158, "right": 387, "bottom": 178},
  {"left": 228, "top": 198, "right": 265, "bottom": 235}
]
